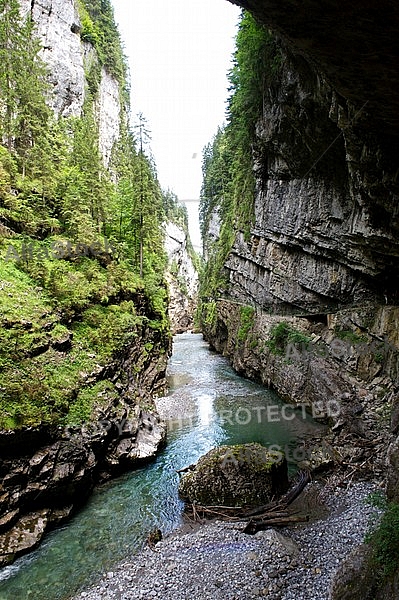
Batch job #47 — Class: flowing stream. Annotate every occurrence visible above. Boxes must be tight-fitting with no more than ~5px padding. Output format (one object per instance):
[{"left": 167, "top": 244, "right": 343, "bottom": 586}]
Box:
[{"left": 0, "top": 333, "right": 325, "bottom": 600}]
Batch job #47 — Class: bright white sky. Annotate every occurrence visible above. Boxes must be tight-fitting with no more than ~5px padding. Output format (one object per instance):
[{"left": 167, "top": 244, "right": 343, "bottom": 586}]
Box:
[{"left": 111, "top": 0, "right": 240, "bottom": 251}]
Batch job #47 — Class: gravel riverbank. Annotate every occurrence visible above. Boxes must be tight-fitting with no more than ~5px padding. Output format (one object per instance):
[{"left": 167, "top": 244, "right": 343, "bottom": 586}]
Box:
[{"left": 73, "top": 480, "right": 381, "bottom": 600}]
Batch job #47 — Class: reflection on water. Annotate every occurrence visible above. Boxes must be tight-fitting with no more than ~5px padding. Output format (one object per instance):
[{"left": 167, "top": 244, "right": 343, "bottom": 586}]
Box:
[{"left": 0, "top": 334, "right": 325, "bottom": 600}]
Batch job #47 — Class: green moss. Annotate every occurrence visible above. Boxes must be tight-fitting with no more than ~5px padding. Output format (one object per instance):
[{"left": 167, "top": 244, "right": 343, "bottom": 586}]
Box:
[
  {"left": 365, "top": 499, "right": 399, "bottom": 581},
  {"left": 237, "top": 305, "right": 255, "bottom": 343},
  {"left": 335, "top": 328, "right": 368, "bottom": 344},
  {"left": 0, "top": 268, "right": 150, "bottom": 429},
  {"left": 266, "top": 321, "right": 311, "bottom": 356},
  {"left": 66, "top": 380, "right": 118, "bottom": 425}
]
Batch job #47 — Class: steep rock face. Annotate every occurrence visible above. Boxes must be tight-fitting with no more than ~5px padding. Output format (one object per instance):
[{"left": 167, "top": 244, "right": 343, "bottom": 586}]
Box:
[
  {"left": 97, "top": 67, "right": 121, "bottom": 166},
  {"left": 20, "top": 0, "right": 85, "bottom": 117},
  {"left": 19, "top": 0, "right": 120, "bottom": 165},
  {"left": 0, "top": 321, "right": 169, "bottom": 567},
  {"left": 203, "top": 208, "right": 221, "bottom": 261},
  {"left": 224, "top": 46, "right": 399, "bottom": 312},
  {"left": 203, "top": 300, "right": 392, "bottom": 476},
  {"left": 165, "top": 222, "right": 198, "bottom": 334},
  {"left": 229, "top": 0, "right": 399, "bottom": 135}
]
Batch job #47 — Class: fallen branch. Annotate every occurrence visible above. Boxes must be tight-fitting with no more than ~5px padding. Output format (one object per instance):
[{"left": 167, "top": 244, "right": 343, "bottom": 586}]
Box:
[
  {"left": 183, "top": 469, "right": 312, "bottom": 528},
  {"left": 242, "top": 469, "right": 311, "bottom": 518},
  {"left": 176, "top": 464, "right": 195, "bottom": 475},
  {"left": 243, "top": 515, "right": 309, "bottom": 534}
]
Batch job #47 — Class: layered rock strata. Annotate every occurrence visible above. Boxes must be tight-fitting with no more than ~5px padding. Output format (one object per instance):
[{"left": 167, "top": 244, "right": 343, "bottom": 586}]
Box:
[
  {"left": 165, "top": 222, "right": 198, "bottom": 334},
  {"left": 0, "top": 321, "right": 169, "bottom": 567}
]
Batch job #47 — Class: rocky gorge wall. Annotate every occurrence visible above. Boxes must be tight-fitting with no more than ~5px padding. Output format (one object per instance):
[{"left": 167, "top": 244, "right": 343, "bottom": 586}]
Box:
[
  {"left": 200, "top": 1, "right": 399, "bottom": 487},
  {"left": 164, "top": 221, "right": 198, "bottom": 334},
  {"left": 201, "top": 2, "right": 399, "bottom": 596},
  {"left": 0, "top": 0, "right": 170, "bottom": 567},
  {"left": 224, "top": 43, "right": 399, "bottom": 313},
  {"left": 0, "top": 314, "right": 169, "bottom": 568},
  {"left": 19, "top": 0, "right": 120, "bottom": 165}
]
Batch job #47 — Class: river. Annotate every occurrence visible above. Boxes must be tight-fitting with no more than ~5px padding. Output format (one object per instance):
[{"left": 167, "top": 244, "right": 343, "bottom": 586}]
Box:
[{"left": 0, "top": 333, "right": 325, "bottom": 600}]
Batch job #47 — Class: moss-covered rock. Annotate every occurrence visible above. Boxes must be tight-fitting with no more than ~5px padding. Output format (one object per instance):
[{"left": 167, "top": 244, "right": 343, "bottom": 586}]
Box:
[{"left": 178, "top": 443, "right": 288, "bottom": 507}]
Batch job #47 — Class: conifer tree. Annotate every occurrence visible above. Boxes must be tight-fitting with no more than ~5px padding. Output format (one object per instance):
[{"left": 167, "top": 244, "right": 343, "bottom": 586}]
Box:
[{"left": 0, "top": 0, "right": 51, "bottom": 175}]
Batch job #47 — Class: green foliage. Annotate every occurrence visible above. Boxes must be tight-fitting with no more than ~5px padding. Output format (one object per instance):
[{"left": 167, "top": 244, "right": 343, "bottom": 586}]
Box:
[
  {"left": 266, "top": 322, "right": 291, "bottom": 355},
  {"left": 0, "top": 2, "right": 170, "bottom": 430},
  {"left": 78, "top": 0, "right": 127, "bottom": 83},
  {"left": 335, "top": 328, "right": 368, "bottom": 345},
  {"left": 202, "top": 301, "right": 217, "bottom": 327},
  {"left": 365, "top": 499, "right": 399, "bottom": 581},
  {"left": 0, "top": 249, "right": 152, "bottom": 428},
  {"left": 109, "top": 118, "right": 167, "bottom": 281},
  {"left": 67, "top": 380, "right": 118, "bottom": 425},
  {"left": 237, "top": 305, "right": 255, "bottom": 343},
  {"left": 366, "top": 491, "right": 387, "bottom": 510},
  {"left": 0, "top": 0, "right": 55, "bottom": 181},
  {"left": 199, "top": 12, "right": 281, "bottom": 309},
  {"left": 266, "top": 321, "right": 311, "bottom": 356}
]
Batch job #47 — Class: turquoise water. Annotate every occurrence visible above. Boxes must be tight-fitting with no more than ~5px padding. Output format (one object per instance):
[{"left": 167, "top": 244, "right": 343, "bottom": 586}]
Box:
[{"left": 0, "top": 333, "right": 324, "bottom": 600}]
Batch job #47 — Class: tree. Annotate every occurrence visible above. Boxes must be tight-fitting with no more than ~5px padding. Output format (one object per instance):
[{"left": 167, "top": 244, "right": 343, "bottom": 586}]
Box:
[
  {"left": 199, "top": 11, "right": 280, "bottom": 302},
  {"left": 0, "top": 0, "right": 54, "bottom": 180},
  {"left": 0, "top": 0, "right": 21, "bottom": 151}
]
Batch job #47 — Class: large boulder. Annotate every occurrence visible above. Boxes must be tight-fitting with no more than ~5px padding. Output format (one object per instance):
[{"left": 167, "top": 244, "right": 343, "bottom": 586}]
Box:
[
  {"left": 178, "top": 443, "right": 288, "bottom": 507},
  {"left": 329, "top": 544, "right": 376, "bottom": 600}
]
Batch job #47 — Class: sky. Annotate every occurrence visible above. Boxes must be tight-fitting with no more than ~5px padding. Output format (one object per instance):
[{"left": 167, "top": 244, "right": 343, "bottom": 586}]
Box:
[{"left": 111, "top": 0, "right": 240, "bottom": 251}]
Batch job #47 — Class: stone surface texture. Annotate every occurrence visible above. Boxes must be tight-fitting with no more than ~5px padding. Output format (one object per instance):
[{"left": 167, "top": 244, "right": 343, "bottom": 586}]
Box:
[
  {"left": 19, "top": 0, "right": 120, "bottom": 165},
  {"left": 178, "top": 443, "right": 288, "bottom": 507},
  {"left": 164, "top": 221, "right": 198, "bottom": 334}
]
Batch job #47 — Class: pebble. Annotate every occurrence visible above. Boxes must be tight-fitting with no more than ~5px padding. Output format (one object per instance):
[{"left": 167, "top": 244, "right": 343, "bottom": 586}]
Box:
[{"left": 71, "top": 481, "right": 381, "bottom": 600}]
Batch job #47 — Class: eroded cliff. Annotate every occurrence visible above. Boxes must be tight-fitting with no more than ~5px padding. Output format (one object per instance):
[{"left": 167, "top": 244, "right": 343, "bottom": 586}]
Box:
[
  {"left": 199, "top": 2, "right": 399, "bottom": 466},
  {"left": 0, "top": 0, "right": 170, "bottom": 566},
  {"left": 165, "top": 221, "right": 198, "bottom": 334},
  {"left": 201, "top": 3, "right": 399, "bottom": 596}
]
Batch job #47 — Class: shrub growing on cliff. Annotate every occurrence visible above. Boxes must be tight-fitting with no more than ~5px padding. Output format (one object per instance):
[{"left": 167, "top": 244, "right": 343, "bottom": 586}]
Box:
[
  {"left": 366, "top": 499, "right": 399, "bottom": 581},
  {"left": 237, "top": 305, "right": 255, "bottom": 343},
  {"left": 266, "top": 322, "right": 311, "bottom": 356}
]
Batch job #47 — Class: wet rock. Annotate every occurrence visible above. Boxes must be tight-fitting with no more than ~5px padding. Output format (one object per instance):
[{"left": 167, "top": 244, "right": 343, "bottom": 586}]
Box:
[
  {"left": 178, "top": 443, "right": 288, "bottom": 506},
  {"left": 0, "top": 357, "right": 168, "bottom": 568},
  {"left": 0, "top": 509, "right": 49, "bottom": 567},
  {"left": 329, "top": 543, "right": 375, "bottom": 600},
  {"left": 164, "top": 221, "right": 198, "bottom": 334}
]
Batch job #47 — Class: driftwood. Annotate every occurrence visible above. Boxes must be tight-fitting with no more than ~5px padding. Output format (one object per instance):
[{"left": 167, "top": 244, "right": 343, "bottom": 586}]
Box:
[
  {"left": 241, "top": 469, "right": 311, "bottom": 518},
  {"left": 243, "top": 515, "right": 309, "bottom": 534},
  {"left": 176, "top": 464, "right": 195, "bottom": 475},
  {"left": 183, "top": 469, "right": 312, "bottom": 533},
  {"left": 241, "top": 470, "right": 311, "bottom": 534}
]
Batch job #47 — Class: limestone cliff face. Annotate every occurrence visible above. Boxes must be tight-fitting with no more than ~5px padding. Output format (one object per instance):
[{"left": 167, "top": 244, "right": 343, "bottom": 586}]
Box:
[
  {"left": 205, "top": 5, "right": 399, "bottom": 595},
  {"left": 229, "top": 0, "right": 399, "bottom": 135},
  {"left": 0, "top": 0, "right": 162, "bottom": 567},
  {"left": 19, "top": 0, "right": 120, "bottom": 165},
  {"left": 97, "top": 67, "right": 121, "bottom": 166},
  {"left": 165, "top": 222, "right": 198, "bottom": 334},
  {"left": 224, "top": 45, "right": 399, "bottom": 313}
]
